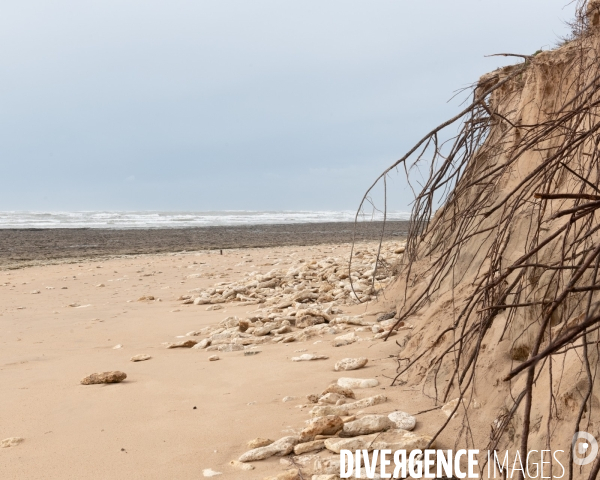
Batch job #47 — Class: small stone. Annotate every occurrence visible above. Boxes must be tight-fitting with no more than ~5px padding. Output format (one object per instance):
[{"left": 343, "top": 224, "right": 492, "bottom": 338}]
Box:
[
  {"left": 337, "top": 377, "right": 379, "bottom": 389},
  {"left": 206, "top": 305, "right": 223, "bottom": 311},
  {"left": 342, "top": 414, "right": 394, "bottom": 436},
  {"left": 185, "top": 331, "right": 200, "bottom": 336},
  {"left": 247, "top": 438, "right": 273, "bottom": 449},
  {"left": 334, "top": 357, "right": 368, "bottom": 371},
  {"left": 244, "top": 351, "right": 261, "bottom": 356},
  {"left": 299, "top": 415, "right": 344, "bottom": 441},
  {"left": 318, "top": 393, "right": 344, "bottom": 405},
  {"left": 1, "top": 437, "right": 24, "bottom": 448},
  {"left": 208, "top": 355, "right": 220, "bottom": 361},
  {"left": 31, "top": 290, "right": 40, "bottom": 294},
  {"left": 81, "top": 371, "right": 127, "bottom": 385},
  {"left": 388, "top": 411, "right": 416, "bottom": 430},
  {"left": 282, "top": 396, "right": 297, "bottom": 402},
  {"left": 130, "top": 354, "right": 151, "bottom": 362},
  {"left": 312, "top": 476, "right": 338, "bottom": 480},
  {"left": 229, "top": 460, "right": 254, "bottom": 471},
  {"left": 291, "top": 354, "right": 329, "bottom": 362},
  {"left": 238, "top": 436, "right": 299, "bottom": 462},
  {"left": 96, "top": 284, "right": 105, "bottom": 287},
  {"left": 166, "top": 339, "right": 198, "bottom": 348},
  {"left": 202, "top": 468, "right": 222, "bottom": 477},
  {"left": 113, "top": 344, "right": 123, "bottom": 349},
  {"left": 321, "top": 384, "right": 355, "bottom": 399},
  {"left": 332, "top": 332, "right": 356, "bottom": 347},
  {"left": 293, "top": 439, "right": 325, "bottom": 455},
  {"left": 192, "top": 338, "right": 211, "bottom": 350},
  {"left": 263, "top": 470, "right": 300, "bottom": 480}
]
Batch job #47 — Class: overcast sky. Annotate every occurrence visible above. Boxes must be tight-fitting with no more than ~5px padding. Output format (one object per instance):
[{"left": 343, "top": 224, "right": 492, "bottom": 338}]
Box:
[{"left": 0, "top": 1, "right": 576, "bottom": 212}]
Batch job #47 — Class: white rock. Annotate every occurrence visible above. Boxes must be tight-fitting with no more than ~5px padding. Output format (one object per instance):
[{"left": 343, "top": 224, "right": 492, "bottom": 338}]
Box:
[
  {"left": 292, "top": 354, "right": 329, "bottom": 362},
  {"left": 337, "top": 377, "right": 379, "bottom": 389},
  {"left": 192, "top": 338, "right": 211, "bottom": 350},
  {"left": 334, "top": 357, "right": 368, "bottom": 371},
  {"left": 442, "top": 398, "right": 460, "bottom": 418},
  {"left": 342, "top": 414, "right": 394, "bottom": 436},
  {"left": 130, "top": 354, "right": 151, "bottom": 362},
  {"left": 229, "top": 460, "right": 254, "bottom": 471},
  {"left": 1, "top": 437, "right": 24, "bottom": 448},
  {"left": 332, "top": 332, "right": 356, "bottom": 347},
  {"left": 208, "top": 355, "right": 220, "bottom": 361},
  {"left": 388, "top": 411, "right": 416, "bottom": 430},
  {"left": 113, "top": 344, "right": 123, "bottom": 349},
  {"left": 202, "top": 468, "right": 222, "bottom": 477},
  {"left": 318, "top": 393, "right": 344, "bottom": 404},
  {"left": 238, "top": 436, "right": 299, "bottom": 462},
  {"left": 282, "top": 396, "right": 297, "bottom": 402}
]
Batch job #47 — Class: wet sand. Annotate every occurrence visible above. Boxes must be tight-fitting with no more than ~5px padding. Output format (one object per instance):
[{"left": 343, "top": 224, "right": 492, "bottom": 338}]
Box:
[{"left": 0, "top": 221, "right": 409, "bottom": 269}]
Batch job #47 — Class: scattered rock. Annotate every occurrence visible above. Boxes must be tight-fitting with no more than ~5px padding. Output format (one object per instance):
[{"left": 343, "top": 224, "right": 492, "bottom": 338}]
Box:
[
  {"left": 324, "top": 429, "right": 432, "bottom": 453},
  {"left": 342, "top": 414, "right": 394, "bottom": 436},
  {"left": 192, "top": 338, "right": 211, "bottom": 350},
  {"left": 282, "top": 396, "right": 297, "bottom": 402},
  {"left": 31, "top": 290, "right": 40, "bottom": 294},
  {"left": 113, "top": 344, "right": 123, "bottom": 349},
  {"left": 1, "top": 437, "right": 24, "bottom": 448},
  {"left": 202, "top": 468, "right": 222, "bottom": 477},
  {"left": 299, "top": 415, "right": 344, "bottom": 442},
  {"left": 166, "top": 339, "right": 198, "bottom": 349},
  {"left": 130, "top": 354, "right": 151, "bottom": 362},
  {"left": 337, "top": 377, "right": 378, "bottom": 389},
  {"left": 244, "top": 351, "right": 261, "bottom": 356},
  {"left": 388, "top": 411, "right": 416, "bottom": 430},
  {"left": 318, "top": 393, "right": 345, "bottom": 404},
  {"left": 332, "top": 332, "right": 356, "bottom": 347},
  {"left": 376, "top": 311, "right": 396, "bottom": 322},
  {"left": 292, "top": 354, "right": 329, "bottom": 362},
  {"left": 263, "top": 470, "right": 301, "bottom": 480},
  {"left": 334, "top": 357, "right": 368, "bottom": 371},
  {"left": 208, "top": 355, "right": 220, "bottom": 361},
  {"left": 293, "top": 439, "right": 325, "bottom": 455},
  {"left": 247, "top": 438, "right": 273, "bottom": 449},
  {"left": 81, "top": 371, "right": 127, "bottom": 385},
  {"left": 321, "top": 384, "right": 355, "bottom": 399},
  {"left": 239, "top": 436, "right": 299, "bottom": 462},
  {"left": 229, "top": 460, "right": 254, "bottom": 471}
]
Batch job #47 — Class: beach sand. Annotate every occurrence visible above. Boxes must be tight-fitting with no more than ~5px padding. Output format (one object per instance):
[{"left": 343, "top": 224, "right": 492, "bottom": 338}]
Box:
[{"left": 0, "top": 238, "right": 455, "bottom": 479}]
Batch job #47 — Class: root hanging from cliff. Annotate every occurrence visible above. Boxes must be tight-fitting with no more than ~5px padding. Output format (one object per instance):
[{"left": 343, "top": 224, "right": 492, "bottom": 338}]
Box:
[{"left": 355, "top": 2, "right": 600, "bottom": 479}]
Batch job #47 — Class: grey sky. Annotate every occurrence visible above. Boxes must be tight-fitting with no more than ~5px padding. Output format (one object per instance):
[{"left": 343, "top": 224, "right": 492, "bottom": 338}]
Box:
[{"left": 1, "top": 1, "right": 575, "bottom": 212}]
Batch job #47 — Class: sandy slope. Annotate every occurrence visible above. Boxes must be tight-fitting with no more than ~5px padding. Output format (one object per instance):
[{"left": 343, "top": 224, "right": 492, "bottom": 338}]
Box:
[{"left": 0, "top": 243, "right": 453, "bottom": 479}]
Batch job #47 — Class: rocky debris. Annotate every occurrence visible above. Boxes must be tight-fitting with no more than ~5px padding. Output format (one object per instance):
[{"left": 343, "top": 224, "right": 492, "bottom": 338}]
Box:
[
  {"left": 282, "top": 396, "right": 297, "bottom": 402},
  {"left": 1, "top": 437, "right": 24, "bottom": 448},
  {"left": 332, "top": 332, "right": 356, "bottom": 347},
  {"left": 238, "top": 436, "right": 299, "bottom": 462},
  {"left": 311, "top": 476, "right": 338, "bottom": 480},
  {"left": 292, "top": 354, "right": 329, "bottom": 362},
  {"left": 324, "top": 430, "right": 432, "bottom": 453},
  {"left": 202, "top": 468, "right": 222, "bottom": 477},
  {"left": 299, "top": 415, "right": 344, "bottom": 442},
  {"left": 208, "top": 355, "right": 220, "bottom": 361},
  {"left": 130, "top": 354, "right": 151, "bottom": 362},
  {"left": 166, "top": 339, "right": 198, "bottom": 349},
  {"left": 81, "top": 371, "right": 127, "bottom": 385},
  {"left": 388, "top": 411, "right": 416, "bottom": 430},
  {"left": 321, "top": 384, "right": 355, "bottom": 399},
  {"left": 138, "top": 295, "right": 155, "bottom": 301},
  {"left": 337, "top": 377, "right": 378, "bottom": 389},
  {"left": 318, "top": 392, "right": 346, "bottom": 404},
  {"left": 192, "top": 338, "right": 211, "bottom": 349},
  {"left": 334, "top": 357, "right": 368, "bottom": 371},
  {"left": 293, "top": 439, "right": 325, "bottom": 455},
  {"left": 113, "top": 344, "right": 123, "bottom": 349},
  {"left": 442, "top": 398, "right": 460, "bottom": 418},
  {"left": 309, "top": 395, "right": 387, "bottom": 418},
  {"left": 377, "top": 311, "right": 396, "bottom": 322},
  {"left": 341, "top": 414, "right": 394, "bottom": 436},
  {"left": 247, "top": 438, "right": 273, "bottom": 449},
  {"left": 31, "top": 290, "right": 40, "bottom": 294},
  {"left": 229, "top": 460, "right": 254, "bottom": 471}
]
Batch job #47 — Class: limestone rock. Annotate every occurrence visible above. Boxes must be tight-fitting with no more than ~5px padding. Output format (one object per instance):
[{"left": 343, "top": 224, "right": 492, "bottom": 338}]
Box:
[
  {"left": 202, "top": 468, "right": 222, "bottom": 477},
  {"left": 332, "top": 332, "right": 356, "bottom": 347},
  {"left": 81, "top": 371, "right": 127, "bottom": 385},
  {"left": 318, "top": 393, "right": 345, "bottom": 405},
  {"left": 324, "top": 433, "right": 378, "bottom": 453},
  {"left": 299, "top": 415, "right": 344, "bottom": 442},
  {"left": 192, "top": 338, "right": 211, "bottom": 349},
  {"left": 130, "top": 354, "right": 151, "bottom": 362},
  {"left": 321, "top": 384, "right": 355, "bottom": 399},
  {"left": 337, "top": 377, "right": 378, "bottom": 389},
  {"left": 325, "top": 429, "right": 432, "bottom": 453},
  {"left": 239, "top": 436, "right": 299, "bottom": 462},
  {"left": 1, "top": 437, "right": 24, "bottom": 448},
  {"left": 247, "top": 438, "right": 273, "bottom": 449},
  {"left": 166, "top": 339, "right": 198, "bottom": 348},
  {"left": 229, "top": 460, "right": 254, "bottom": 471},
  {"left": 351, "top": 394, "right": 387, "bottom": 409},
  {"left": 291, "top": 354, "right": 329, "bottom": 362},
  {"left": 208, "top": 355, "right": 220, "bottom": 361},
  {"left": 388, "top": 411, "right": 416, "bottom": 430},
  {"left": 334, "top": 357, "right": 368, "bottom": 371},
  {"left": 294, "top": 439, "right": 325, "bottom": 455},
  {"left": 342, "top": 414, "right": 393, "bottom": 436}
]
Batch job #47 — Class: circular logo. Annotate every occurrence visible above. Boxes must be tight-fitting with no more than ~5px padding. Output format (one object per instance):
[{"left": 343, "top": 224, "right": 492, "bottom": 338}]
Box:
[{"left": 573, "top": 432, "right": 599, "bottom": 466}]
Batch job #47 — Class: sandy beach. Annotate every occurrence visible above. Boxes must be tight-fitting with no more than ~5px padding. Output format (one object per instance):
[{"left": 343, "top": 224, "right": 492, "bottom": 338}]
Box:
[{"left": 0, "top": 237, "right": 459, "bottom": 479}]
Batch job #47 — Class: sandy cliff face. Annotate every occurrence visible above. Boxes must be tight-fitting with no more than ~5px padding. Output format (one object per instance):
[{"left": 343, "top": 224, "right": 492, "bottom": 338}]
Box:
[{"left": 386, "top": 4, "right": 600, "bottom": 476}]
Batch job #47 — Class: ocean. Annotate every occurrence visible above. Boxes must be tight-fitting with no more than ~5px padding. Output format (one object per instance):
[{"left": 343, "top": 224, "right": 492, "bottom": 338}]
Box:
[{"left": 0, "top": 210, "right": 411, "bottom": 229}]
